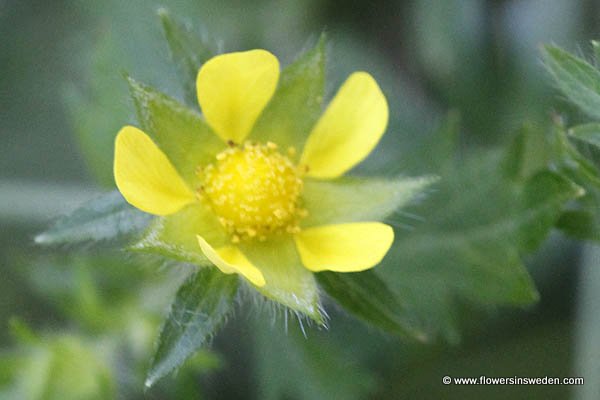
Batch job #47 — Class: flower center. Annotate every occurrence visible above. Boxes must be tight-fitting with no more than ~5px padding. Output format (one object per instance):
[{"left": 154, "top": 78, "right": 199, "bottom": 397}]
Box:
[{"left": 198, "top": 142, "right": 306, "bottom": 242}]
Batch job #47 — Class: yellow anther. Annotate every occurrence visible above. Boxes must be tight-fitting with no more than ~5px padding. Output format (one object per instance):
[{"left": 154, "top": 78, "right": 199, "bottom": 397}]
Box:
[{"left": 199, "top": 141, "right": 306, "bottom": 240}]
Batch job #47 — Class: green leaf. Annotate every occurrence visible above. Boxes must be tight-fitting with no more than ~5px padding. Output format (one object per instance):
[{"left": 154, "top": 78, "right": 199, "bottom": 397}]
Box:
[
  {"left": 569, "top": 123, "right": 600, "bottom": 148},
  {"left": 317, "top": 270, "right": 427, "bottom": 341},
  {"left": 158, "top": 8, "right": 214, "bottom": 107},
  {"left": 542, "top": 44, "right": 600, "bottom": 120},
  {"left": 592, "top": 40, "right": 600, "bottom": 64},
  {"left": 251, "top": 34, "right": 326, "bottom": 153},
  {"left": 127, "top": 77, "right": 223, "bottom": 185},
  {"left": 35, "top": 191, "right": 151, "bottom": 246},
  {"left": 380, "top": 151, "right": 580, "bottom": 342},
  {"left": 146, "top": 268, "right": 238, "bottom": 387},
  {"left": 254, "top": 316, "right": 377, "bottom": 400},
  {"left": 503, "top": 123, "right": 553, "bottom": 181},
  {"left": 556, "top": 209, "right": 600, "bottom": 241},
  {"left": 302, "top": 176, "right": 435, "bottom": 227}
]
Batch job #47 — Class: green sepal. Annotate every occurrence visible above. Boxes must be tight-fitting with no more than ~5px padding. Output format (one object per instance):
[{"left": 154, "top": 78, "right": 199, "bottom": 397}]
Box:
[
  {"left": 302, "top": 175, "right": 435, "bottom": 227},
  {"left": 133, "top": 203, "right": 226, "bottom": 266},
  {"left": 127, "top": 77, "right": 224, "bottom": 185},
  {"left": 251, "top": 34, "right": 326, "bottom": 154},
  {"left": 240, "top": 237, "right": 323, "bottom": 324},
  {"left": 146, "top": 268, "right": 238, "bottom": 387}
]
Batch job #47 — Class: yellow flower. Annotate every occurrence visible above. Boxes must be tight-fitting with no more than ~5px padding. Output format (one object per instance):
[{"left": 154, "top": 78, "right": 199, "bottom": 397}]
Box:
[{"left": 114, "top": 49, "right": 393, "bottom": 317}]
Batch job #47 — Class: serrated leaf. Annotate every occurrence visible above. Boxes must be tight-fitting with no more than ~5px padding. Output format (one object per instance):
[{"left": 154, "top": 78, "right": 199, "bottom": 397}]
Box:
[
  {"left": 317, "top": 270, "right": 427, "bottom": 341},
  {"left": 251, "top": 34, "right": 326, "bottom": 152},
  {"left": 35, "top": 191, "right": 152, "bottom": 246},
  {"left": 514, "top": 120, "right": 600, "bottom": 243},
  {"left": 146, "top": 268, "right": 238, "bottom": 387},
  {"left": 127, "top": 77, "right": 223, "bottom": 185},
  {"left": 379, "top": 151, "right": 580, "bottom": 342},
  {"left": 543, "top": 44, "right": 600, "bottom": 120},
  {"left": 158, "top": 8, "right": 214, "bottom": 106}
]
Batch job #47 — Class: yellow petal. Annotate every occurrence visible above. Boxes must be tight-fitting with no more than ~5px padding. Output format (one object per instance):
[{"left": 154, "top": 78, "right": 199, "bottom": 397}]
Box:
[
  {"left": 294, "top": 222, "right": 394, "bottom": 272},
  {"left": 300, "top": 72, "right": 389, "bottom": 179},
  {"left": 114, "top": 126, "right": 195, "bottom": 216},
  {"left": 196, "top": 50, "right": 279, "bottom": 143},
  {"left": 197, "top": 236, "right": 266, "bottom": 287}
]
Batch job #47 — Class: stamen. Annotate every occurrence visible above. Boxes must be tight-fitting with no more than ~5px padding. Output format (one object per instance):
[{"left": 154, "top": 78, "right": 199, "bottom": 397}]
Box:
[{"left": 198, "top": 141, "right": 307, "bottom": 241}]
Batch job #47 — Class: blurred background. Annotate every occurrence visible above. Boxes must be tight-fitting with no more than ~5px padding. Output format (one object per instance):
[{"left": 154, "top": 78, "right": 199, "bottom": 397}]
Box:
[{"left": 2, "top": 0, "right": 600, "bottom": 399}]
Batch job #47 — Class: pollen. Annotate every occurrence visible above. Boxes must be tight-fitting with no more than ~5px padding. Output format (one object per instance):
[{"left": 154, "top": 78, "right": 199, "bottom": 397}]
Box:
[{"left": 198, "top": 142, "right": 306, "bottom": 240}]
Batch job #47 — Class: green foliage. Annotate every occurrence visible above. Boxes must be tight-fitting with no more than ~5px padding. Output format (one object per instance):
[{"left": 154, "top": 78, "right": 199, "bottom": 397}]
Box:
[
  {"left": 254, "top": 318, "right": 377, "bottom": 400},
  {"left": 379, "top": 145, "right": 581, "bottom": 342},
  {"left": 28, "top": 9, "right": 600, "bottom": 397},
  {"left": 542, "top": 44, "right": 600, "bottom": 120},
  {"left": 158, "top": 8, "right": 215, "bottom": 107},
  {"left": 0, "top": 335, "right": 114, "bottom": 400},
  {"left": 63, "top": 32, "right": 131, "bottom": 186},
  {"left": 541, "top": 43, "right": 600, "bottom": 243},
  {"left": 34, "top": 191, "right": 151, "bottom": 246},
  {"left": 317, "top": 270, "right": 427, "bottom": 341},
  {"left": 146, "top": 268, "right": 238, "bottom": 387}
]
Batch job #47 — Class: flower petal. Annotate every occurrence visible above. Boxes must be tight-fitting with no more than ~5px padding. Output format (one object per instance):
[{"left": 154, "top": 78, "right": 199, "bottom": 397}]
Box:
[
  {"left": 294, "top": 222, "right": 394, "bottom": 272},
  {"left": 239, "top": 237, "right": 323, "bottom": 323},
  {"left": 114, "top": 126, "right": 195, "bottom": 216},
  {"left": 196, "top": 50, "right": 279, "bottom": 143},
  {"left": 300, "top": 72, "right": 389, "bottom": 179},
  {"left": 197, "top": 236, "right": 266, "bottom": 287}
]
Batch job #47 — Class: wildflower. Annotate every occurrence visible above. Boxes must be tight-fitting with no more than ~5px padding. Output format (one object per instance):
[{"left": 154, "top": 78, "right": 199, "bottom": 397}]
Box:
[{"left": 114, "top": 48, "right": 395, "bottom": 319}]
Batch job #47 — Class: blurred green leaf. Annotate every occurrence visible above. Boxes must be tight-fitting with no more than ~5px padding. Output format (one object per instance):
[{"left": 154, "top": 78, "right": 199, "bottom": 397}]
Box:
[
  {"left": 543, "top": 44, "right": 600, "bottom": 121},
  {"left": 254, "top": 319, "right": 377, "bottom": 400},
  {"left": 64, "top": 31, "right": 130, "bottom": 186},
  {"left": 317, "top": 270, "right": 427, "bottom": 341},
  {"left": 251, "top": 34, "right": 326, "bottom": 152},
  {"left": 556, "top": 209, "right": 600, "bottom": 241},
  {"left": 503, "top": 123, "right": 553, "bottom": 181},
  {"left": 146, "top": 268, "right": 238, "bottom": 388},
  {"left": 380, "top": 150, "right": 581, "bottom": 342},
  {"left": 0, "top": 336, "right": 113, "bottom": 400},
  {"left": 35, "top": 191, "right": 151, "bottom": 246},
  {"left": 569, "top": 123, "right": 600, "bottom": 147},
  {"left": 158, "top": 8, "right": 214, "bottom": 106}
]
